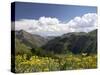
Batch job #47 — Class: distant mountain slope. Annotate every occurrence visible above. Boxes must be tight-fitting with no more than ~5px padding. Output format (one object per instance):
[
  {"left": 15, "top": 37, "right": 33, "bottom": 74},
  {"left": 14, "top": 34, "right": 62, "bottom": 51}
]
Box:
[
  {"left": 42, "top": 29, "right": 97, "bottom": 55},
  {"left": 44, "top": 36, "right": 57, "bottom": 41},
  {"left": 15, "top": 38, "right": 32, "bottom": 55},
  {"left": 14, "top": 29, "right": 97, "bottom": 55},
  {"left": 15, "top": 30, "right": 47, "bottom": 48}
]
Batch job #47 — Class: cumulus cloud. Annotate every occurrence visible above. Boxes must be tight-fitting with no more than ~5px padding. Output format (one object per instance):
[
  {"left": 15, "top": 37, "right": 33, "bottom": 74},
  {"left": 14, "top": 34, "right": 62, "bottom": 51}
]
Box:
[
  {"left": 38, "top": 16, "right": 59, "bottom": 25},
  {"left": 14, "top": 17, "right": 70, "bottom": 33},
  {"left": 68, "top": 13, "right": 97, "bottom": 32},
  {"left": 12, "top": 13, "right": 97, "bottom": 36}
]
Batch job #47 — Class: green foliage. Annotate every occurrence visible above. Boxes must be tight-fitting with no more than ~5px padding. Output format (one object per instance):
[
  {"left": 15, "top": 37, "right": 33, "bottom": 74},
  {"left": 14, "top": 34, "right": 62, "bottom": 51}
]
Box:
[
  {"left": 15, "top": 54, "right": 97, "bottom": 73},
  {"left": 15, "top": 38, "right": 32, "bottom": 58},
  {"left": 43, "top": 29, "right": 97, "bottom": 54}
]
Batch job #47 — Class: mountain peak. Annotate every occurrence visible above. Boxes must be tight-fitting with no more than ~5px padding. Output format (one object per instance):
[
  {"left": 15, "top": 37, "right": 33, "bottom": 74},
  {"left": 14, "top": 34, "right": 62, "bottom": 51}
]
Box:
[{"left": 15, "top": 30, "right": 48, "bottom": 48}]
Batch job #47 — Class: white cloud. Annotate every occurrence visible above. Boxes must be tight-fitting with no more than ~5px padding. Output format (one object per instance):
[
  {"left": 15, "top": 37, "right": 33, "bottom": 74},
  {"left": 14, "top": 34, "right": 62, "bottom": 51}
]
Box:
[
  {"left": 68, "top": 13, "right": 97, "bottom": 32},
  {"left": 14, "top": 17, "right": 69, "bottom": 33},
  {"left": 12, "top": 13, "right": 97, "bottom": 36},
  {"left": 38, "top": 16, "right": 59, "bottom": 25}
]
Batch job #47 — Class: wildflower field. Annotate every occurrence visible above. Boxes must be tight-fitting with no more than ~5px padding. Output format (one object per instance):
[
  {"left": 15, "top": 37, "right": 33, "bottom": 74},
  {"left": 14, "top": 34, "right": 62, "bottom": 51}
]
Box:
[{"left": 15, "top": 54, "right": 97, "bottom": 73}]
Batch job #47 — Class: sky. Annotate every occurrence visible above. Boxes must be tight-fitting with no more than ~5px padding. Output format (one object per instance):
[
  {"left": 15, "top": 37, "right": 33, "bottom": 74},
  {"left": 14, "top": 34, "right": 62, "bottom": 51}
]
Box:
[{"left": 12, "top": 2, "right": 97, "bottom": 36}]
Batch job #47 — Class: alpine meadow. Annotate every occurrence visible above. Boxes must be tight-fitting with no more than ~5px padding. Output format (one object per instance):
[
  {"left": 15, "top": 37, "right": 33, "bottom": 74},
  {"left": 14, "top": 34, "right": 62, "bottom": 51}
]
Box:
[{"left": 11, "top": 2, "right": 97, "bottom": 73}]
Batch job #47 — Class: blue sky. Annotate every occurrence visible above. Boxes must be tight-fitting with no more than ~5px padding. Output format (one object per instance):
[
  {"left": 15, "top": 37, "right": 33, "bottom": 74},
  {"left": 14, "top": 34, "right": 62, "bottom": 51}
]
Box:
[
  {"left": 15, "top": 2, "right": 97, "bottom": 22},
  {"left": 13, "top": 2, "right": 97, "bottom": 36}
]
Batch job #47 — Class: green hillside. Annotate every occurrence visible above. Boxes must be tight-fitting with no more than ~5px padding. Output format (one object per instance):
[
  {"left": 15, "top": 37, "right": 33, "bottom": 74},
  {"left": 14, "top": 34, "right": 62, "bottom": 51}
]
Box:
[
  {"left": 42, "top": 29, "right": 97, "bottom": 55},
  {"left": 13, "top": 29, "right": 97, "bottom": 73}
]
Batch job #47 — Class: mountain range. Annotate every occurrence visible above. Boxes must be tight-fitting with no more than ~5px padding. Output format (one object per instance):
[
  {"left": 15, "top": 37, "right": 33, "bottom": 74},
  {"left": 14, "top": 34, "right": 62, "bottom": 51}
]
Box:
[{"left": 14, "top": 29, "right": 97, "bottom": 55}]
